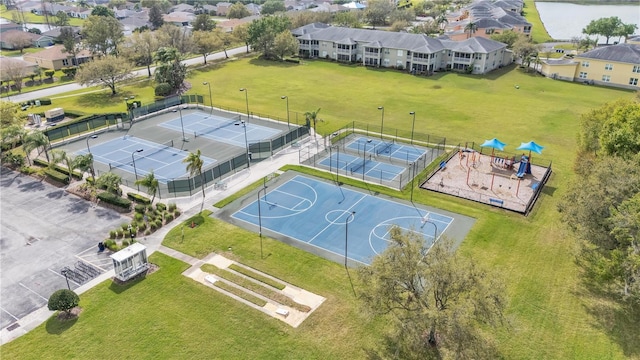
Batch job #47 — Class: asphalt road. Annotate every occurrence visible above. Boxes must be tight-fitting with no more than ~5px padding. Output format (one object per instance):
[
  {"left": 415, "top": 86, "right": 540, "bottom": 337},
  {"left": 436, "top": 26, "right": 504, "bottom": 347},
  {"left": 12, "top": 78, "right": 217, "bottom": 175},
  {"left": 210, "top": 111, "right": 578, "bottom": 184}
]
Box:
[
  {"left": 9, "top": 46, "right": 249, "bottom": 103},
  {"left": 0, "top": 168, "right": 125, "bottom": 330}
]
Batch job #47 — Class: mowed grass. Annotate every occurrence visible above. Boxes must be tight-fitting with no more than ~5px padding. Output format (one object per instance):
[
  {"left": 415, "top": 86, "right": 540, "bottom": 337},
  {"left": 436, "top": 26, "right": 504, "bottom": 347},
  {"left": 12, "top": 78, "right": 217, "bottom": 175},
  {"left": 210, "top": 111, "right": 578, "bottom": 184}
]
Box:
[{"left": 2, "top": 57, "right": 638, "bottom": 359}]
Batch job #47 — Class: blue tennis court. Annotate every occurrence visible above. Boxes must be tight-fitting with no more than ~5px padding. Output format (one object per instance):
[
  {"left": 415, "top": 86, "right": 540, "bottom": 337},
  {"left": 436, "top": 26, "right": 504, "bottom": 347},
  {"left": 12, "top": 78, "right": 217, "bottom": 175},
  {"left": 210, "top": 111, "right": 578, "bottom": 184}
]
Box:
[
  {"left": 158, "top": 112, "right": 281, "bottom": 147},
  {"left": 318, "top": 152, "right": 405, "bottom": 181},
  {"left": 232, "top": 175, "right": 453, "bottom": 265},
  {"left": 346, "top": 137, "right": 426, "bottom": 163},
  {"left": 77, "top": 136, "right": 215, "bottom": 183}
]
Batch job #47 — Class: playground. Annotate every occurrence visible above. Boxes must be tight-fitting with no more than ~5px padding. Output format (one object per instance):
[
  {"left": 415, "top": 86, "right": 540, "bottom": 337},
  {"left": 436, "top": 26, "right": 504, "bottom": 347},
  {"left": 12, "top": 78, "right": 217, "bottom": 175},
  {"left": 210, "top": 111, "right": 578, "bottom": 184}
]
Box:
[{"left": 422, "top": 148, "right": 552, "bottom": 214}]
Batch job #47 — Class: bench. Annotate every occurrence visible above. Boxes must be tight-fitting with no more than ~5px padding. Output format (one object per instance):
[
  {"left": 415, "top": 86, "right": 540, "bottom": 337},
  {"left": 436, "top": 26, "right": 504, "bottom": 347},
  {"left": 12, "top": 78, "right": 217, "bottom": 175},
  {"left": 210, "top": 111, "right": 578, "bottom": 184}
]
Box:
[
  {"left": 205, "top": 275, "right": 217, "bottom": 284},
  {"left": 276, "top": 308, "right": 289, "bottom": 317},
  {"left": 489, "top": 198, "right": 504, "bottom": 207}
]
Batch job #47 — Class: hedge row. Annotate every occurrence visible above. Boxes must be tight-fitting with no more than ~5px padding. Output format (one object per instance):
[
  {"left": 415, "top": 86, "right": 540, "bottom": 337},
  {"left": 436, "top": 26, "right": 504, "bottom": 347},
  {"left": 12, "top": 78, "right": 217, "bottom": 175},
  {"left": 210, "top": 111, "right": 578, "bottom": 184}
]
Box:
[
  {"left": 127, "top": 192, "right": 151, "bottom": 205},
  {"left": 33, "top": 158, "right": 82, "bottom": 179},
  {"left": 98, "top": 192, "right": 132, "bottom": 209},
  {"left": 44, "top": 168, "right": 69, "bottom": 183}
]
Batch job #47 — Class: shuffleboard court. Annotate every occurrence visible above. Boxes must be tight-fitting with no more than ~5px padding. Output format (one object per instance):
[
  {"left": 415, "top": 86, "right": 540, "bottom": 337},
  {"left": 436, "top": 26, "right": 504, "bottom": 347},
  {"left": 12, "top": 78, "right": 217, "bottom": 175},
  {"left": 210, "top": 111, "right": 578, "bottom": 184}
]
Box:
[
  {"left": 346, "top": 137, "right": 426, "bottom": 163},
  {"left": 77, "top": 136, "right": 215, "bottom": 183},
  {"left": 158, "top": 112, "right": 281, "bottom": 147},
  {"left": 232, "top": 175, "right": 453, "bottom": 265},
  {"left": 318, "top": 152, "right": 405, "bottom": 181}
]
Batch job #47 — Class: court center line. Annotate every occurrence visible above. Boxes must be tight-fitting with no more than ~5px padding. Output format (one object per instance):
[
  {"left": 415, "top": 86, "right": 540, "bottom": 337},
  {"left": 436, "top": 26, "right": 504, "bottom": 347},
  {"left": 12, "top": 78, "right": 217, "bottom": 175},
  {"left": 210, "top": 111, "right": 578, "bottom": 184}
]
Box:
[
  {"left": 18, "top": 283, "right": 48, "bottom": 302},
  {"left": 307, "top": 193, "right": 368, "bottom": 244}
]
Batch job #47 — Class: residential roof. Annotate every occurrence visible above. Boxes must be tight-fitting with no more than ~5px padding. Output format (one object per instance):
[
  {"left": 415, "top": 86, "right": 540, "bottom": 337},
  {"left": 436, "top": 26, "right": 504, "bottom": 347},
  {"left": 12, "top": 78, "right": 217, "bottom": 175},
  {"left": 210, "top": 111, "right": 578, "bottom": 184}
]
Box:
[
  {"left": 163, "top": 11, "right": 195, "bottom": 23},
  {"left": 23, "top": 44, "right": 92, "bottom": 61},
  {"left": 442, "top": 36, "right": 506, "bottom": 53},
  {"left": 291, "top": 22, "right": 331, "bottom": 37},
  {"left": 543, "top": 58, "right": 576, "bottom": 65},
  {"left": 2, "top": 30, "right": 53, "bottom": 42},
  {"left": 42, "top": 26, "right": 81, "bottom": 39},
  {"left": 0, "top": 22, "right": 22, "bottom": 31},
  {"left": 577, "top": 43, "right": 640, "bottom": 64}
]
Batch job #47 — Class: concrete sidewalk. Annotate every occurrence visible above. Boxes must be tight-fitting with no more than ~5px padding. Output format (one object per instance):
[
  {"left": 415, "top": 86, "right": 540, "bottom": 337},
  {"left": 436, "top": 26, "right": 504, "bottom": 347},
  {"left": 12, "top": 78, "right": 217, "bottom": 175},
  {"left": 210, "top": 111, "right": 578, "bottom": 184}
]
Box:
[{"left": 0, "top": 134, "right": 323, "bottom": 345}]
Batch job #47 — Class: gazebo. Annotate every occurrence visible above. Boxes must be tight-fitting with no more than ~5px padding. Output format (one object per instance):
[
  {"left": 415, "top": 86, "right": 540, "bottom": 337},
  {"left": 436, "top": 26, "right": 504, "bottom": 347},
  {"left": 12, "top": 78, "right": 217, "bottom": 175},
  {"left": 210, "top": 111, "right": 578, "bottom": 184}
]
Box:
[{"left": 111, "top": 243, "right": 149, "bottom": 282}]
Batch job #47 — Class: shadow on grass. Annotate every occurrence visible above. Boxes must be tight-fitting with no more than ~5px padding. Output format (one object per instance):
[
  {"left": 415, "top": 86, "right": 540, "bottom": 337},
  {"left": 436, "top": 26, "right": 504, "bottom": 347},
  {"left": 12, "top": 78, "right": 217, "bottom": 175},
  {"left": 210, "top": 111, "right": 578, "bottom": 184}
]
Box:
[
  {"left": 76, "top": 93, "right": 123, "bottom": 110},
  {"left": 108, "top": 274, "right": 147, "bottom": 294},
  {"left": 45, "top": 314, "right": 78, "bottom": 335},
  {"left": 248, "top": 58, "right": 301, "bottom": 68}
]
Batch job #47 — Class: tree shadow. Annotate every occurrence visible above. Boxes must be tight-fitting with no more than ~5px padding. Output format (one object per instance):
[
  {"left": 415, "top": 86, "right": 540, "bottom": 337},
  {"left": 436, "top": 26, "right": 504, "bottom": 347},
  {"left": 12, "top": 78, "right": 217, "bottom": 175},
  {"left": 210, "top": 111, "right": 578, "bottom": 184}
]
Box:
[
  {"left": 46, "top": 189, "right": 66, "bottom": 199},
  {"left": 108, "top": 274, "right": 146, "bottom": 294},
  {"left": 45, "top": 313, "right": 78, "bottom": 335},
  {"left": 18, "top": 180, "right": 45, "bottom": 192},
  {"left": 248, "top": 58, "right": 300, "bottom": 68},
  {"left": 75, "top": 92, "right": 121, "bottom": 110}
]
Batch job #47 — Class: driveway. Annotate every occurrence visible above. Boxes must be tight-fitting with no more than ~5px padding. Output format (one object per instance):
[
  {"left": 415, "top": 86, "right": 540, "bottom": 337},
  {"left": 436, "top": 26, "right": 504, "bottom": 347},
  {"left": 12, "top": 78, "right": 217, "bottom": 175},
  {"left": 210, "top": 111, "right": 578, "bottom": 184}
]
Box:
[{"left": 0, "top": 168, "right": 125, "bottom": 331}]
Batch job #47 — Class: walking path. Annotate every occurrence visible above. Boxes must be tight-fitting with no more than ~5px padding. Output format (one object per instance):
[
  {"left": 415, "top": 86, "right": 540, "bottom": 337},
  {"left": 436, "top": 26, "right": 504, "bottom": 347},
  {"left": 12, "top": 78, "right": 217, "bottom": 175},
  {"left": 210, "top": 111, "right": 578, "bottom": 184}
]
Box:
[{"left": 0, "top": 134, "right": 324, "bottom": 344}]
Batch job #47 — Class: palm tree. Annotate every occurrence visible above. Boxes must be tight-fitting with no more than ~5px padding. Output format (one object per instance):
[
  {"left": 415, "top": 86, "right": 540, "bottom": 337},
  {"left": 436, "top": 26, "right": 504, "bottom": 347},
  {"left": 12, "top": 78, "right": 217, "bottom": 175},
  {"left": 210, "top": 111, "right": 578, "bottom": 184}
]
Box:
[
  {"left": 23, "top": 130, "right": 50, "bottom": 164},
  {"left": 304, "top": 108, "right": 322, "bottom": 141},
  {"left": 96, "top": 172, "right": 122, "bottom": 195},
  {"left": 72, "top": 153, "right": 95, "bottom": 182},
  {"left": 183, "top": 150, "right": 205, "bottom": 212},
  {"left": 1, "top": 124, "right": 26, "bottom": 150},
  {"left": 135, "top": 170, "right": 159, "bottom": 203},
  {"left": 465, "top": 21, "right": 477, "bottom": 39},
  {"left": 51, "top": 149, "right": 73, "bottom": 183},
  {"left": 435, "top": 14, "right": 448, "bottom": 32}
]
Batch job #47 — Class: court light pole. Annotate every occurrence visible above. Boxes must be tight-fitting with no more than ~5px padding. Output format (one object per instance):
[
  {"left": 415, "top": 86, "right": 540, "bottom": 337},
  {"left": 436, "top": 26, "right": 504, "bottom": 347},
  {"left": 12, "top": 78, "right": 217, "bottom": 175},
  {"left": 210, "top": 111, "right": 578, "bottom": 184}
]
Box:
[
  {"left": 235, "top": 120, "right": 250, "bottom": 168},
  {"left": 177, "top": 104, "right": 188, "bottom": 142},
  {"left": 281, "top": 95, "right": 290, "bottom": 129},
  {"left": 203, "top": 81, "right": 213, "bottom": 115},
  {"left": 257, "top": 185, "right": 268, "bottom": 259},
  {"left": 239, "top": 88, "right": 249, "bottom": 120},
  {"left": 378, "top": 106, "right": 384, "bottom": 140},
  {"left": 409, "top": 111, "right": 416, "bottom": 144},
  {"left": 85, "top": 134, "right": 98, "bottom": 153},
  {"left": 131, "top": 148, "right": 143, "bottom": 189},
  {"left": 410, "top": 162, "right": 416, "bottom": 202},
  {"left": 124, "top": 96, "right": 135, "bottom": 123},
  {"left": 345, "top": 211, "right": 356, "bottom": 296}
]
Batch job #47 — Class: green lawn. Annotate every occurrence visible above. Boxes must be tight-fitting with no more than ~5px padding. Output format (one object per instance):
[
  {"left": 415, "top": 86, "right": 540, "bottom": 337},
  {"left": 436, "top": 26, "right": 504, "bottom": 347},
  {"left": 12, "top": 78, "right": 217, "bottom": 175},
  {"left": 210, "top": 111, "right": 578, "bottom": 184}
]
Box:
[
  {"left": 0, "top": 6, "right": 84, "bottom": 27},
  {"left": 523, "top": 0, "right": 553, "bottom": 43},
  {"left": 1, "top": 57, "right": 637, "bottom": 359}
]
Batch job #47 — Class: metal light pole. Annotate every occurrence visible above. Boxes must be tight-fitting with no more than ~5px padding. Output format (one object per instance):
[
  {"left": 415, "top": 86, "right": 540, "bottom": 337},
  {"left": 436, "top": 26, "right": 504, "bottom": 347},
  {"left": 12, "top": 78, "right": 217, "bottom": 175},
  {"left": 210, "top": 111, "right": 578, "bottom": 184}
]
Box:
[
  {"left": 124, "top": 96, "right": 135, "bottom": 123},
  {"left": 131, "top": 148, "right": 143, "bottom": 188},
  {"left": 239, "top": 88, "right": 249, "bottom": 119},
  {"left": 235, "top": 120, "right": 250, "bottom": 168},
  {"left": 61, "top": 269, "right": 71, "bottom": 290},
  {"left": 85, "top": 134, "right": 98, "bottom": 153},
  {"left": 410, "top": 162, "right": 416, "bottom": 202},
  {"left": 257, "top": 185, "right": 268, "bottom": 259},
  {"left": 409, "top": 111, "right": 416, "bottom": 144},
  {"left": 203, "top": 81, "right": 213, "bottom": 115},
  {"left": 345, "top": 211, "right": 356, "bottom": 296},
  {"left": 178, "top": 105, "right": 187, "bottom": 141},
  {"left": 281, "top": 95, "right": 290, "bottom": 129},
  {"left": 378, "top": 106, "right": 384, "bottom": 139}
]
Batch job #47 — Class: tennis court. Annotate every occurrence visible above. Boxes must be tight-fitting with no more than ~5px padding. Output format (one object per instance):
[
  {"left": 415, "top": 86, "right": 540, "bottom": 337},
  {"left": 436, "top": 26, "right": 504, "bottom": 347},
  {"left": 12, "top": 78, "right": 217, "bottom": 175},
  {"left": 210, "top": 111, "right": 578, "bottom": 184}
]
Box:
[
  {"left": 346, "top": 137, "right": 426, "bottom": 163},
  {"left": 77, "top": 136, "right": 216, "bottom": 183},
  {"left": 318, "top": 152, "right": 405, "bottom": 181},
  {"left": 158, "top": 112, "right": 281, "bottom": 147},
  {"left": 232, "top": 175, "right": 454, "bottom": 265}
]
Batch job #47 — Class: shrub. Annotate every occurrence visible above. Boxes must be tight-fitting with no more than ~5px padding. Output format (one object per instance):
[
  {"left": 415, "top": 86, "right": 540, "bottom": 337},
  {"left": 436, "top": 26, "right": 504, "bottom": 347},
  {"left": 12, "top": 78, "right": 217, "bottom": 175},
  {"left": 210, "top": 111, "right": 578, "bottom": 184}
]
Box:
[
  {"left": 97, "top": 192, "right": 131, "bottom": 210},
  {"left": 154, "top": 219, "right": 163, "bottom": 228},
  {"left": 134, "top": 204, "right": 147, "bottom": 214},
  {"left": 61, "top": 67, "right": 77, "bottom": 78},
  {"left": 127, "top": 192, "right": 151, "bottom": 204},
  {"left": 145, "top": 229, "right": 151, "bottom": 236},
  {"left": 122, "top": 240, "right": 130, "bottom": 247},
  {"left": 107, "top": 241, "right": 119, "bottom": 251},
  {"left": 168, "top": 203, "right": 177, "bottom": 212},
  {"left": 134, "top": 212, "right": 143, "bottom": 222},
  {"left": 116, "top": 230, "right": 123, "bottom": 238},
  {"left": 33, "top": 158, "right": 49, "bottom": 167},
  {"left": 20, "top": 165, "right": 36, "bottom": 175},
  {"left": 2, "top": 152, "right": 25, "bottom": 167},
  {"left": 104, "top": 239, "right": 115, "bottom": 248},
  {"left": 44, "top": 168, "right": 69, "bottom": 184},
  {"left": 138, "top": 222, "right": 147, "bottom": 232},
  {"left": 109, "top": 230, "right": 116, "bottom": 239},
  {"left": 39, "top": 98, "right": 52, "bottom": 105},
  {"left": 156, "top": 203, "right": 167, "bottom": 211},
  {"left": 47, "top": 289, "right": 79, "bottom": 314},
  {"left": 121, "top": 223, "right": 129, "bottom": 231},
  {"left": 284, "top": 58, "right": 300, "bottom": 64},
  {"left": 165, "top": 213, "right": 174, "bottom": 223},
  {"left": 44, "top": 70, "right": 55, "bottom": 79},
  {"left": 155, "top": 82, "right": 172, "bottom": 96},
  {"left": 174, "top": 210, "right": 181, "bottom": 217},
  {"left": 150, "top": 222, "right": 158, "bottom": 231}
]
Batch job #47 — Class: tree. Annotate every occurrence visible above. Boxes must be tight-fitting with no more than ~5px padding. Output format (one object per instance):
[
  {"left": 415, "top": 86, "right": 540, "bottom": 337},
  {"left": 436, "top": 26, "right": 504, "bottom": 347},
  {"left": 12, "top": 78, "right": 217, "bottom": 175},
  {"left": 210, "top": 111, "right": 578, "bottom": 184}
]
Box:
[
  {"left": 192, "top": 13, "right": 215, "bottom": 32},
  {"left": 91, "top": 5, "right": 115, "bottom": 17},
  {"left": 155, "top": 23, "right": 193, "bottom": 54},
  {"left": 390, "top": 20, "right": 410, "bottom": 32},
  {"left": 135, "top": 170, "right": 159, "bottom": 202},
  {"left": 4, "top": 31, "right": 32, "bottom": 54},
  {"left": 3, "top": 59, "right": 32, "bottom": 93},
  {"left": 23, "top": 130, "right": 50, "bottom": 163},
  {"left": 233, "top": 23, "right": 250, "bottom": 53},
  {"left": 214, "top": 28, "right": 232, "bottom": 59},
  {"left": 154, "top": 47, "right": 187, "bottom": 92},
  {"left": 97, "top": 172, "right": 122, "bottom": 195},
  {"left": 357, "top": 229, "right": 507, "bottom": 359},
  {"left": 54, "top": 10, "right": 70, "bottom": 26},
  {"left": 0, "top": 101, "right": 26, "bottom": 128},
  {"left": 304, "top": 108, "right": 322, "bottom": 138},
  {"left": 490, "top": 30, "right": 520, "bottom": 48},
  {"left": 261, "top": 0, "right": 286, "bottom": 15},
  {"left": 228, "top": 2, "right": 251, "bottom": 19},
  {"left": 1, "top": 124, "right": 26, "bottom": 150},
  {"left": 82, "top": 15, "right": 124, "bottom": 56},
  {"left": 513, "top": 36, "right": 538, "bottom": 71},
  {"left": 289, "top": 11, "right": 331, "bottom": 29},
  {"left": 582, "top": 16, "right": 637, "bottom": 45},
  {"left": 72, "top": 153, "right": 95, "bottom": 181},
  {"left": 59, "top": 27, "right": 81, "bottom": 66},
  {"left": 75, "top": 56, "right": 134, "bottom": 95},
  {"left": 51, "top": 149, "right": 74, "bottom": 183},
  {"left": 334, "top": 11, "right": 361, "bottom": 28},
  {"left": 48, "top": 289, "right": 79, "bottom": 315},
  {"left": 192, "top": 30, "right": 221, "bottom": 65},
  {"left": 389, "top": 8, "right": 415, "bottom": 24},
  {"left": 247, "top": 15, "right": 291, "bottom": 59},
  {"left": 272, "top": 31, "right": 298, "bottom": 60},
  {"left": 464, "top": 21, "right": 477, "bottom": 39},
  {"left": 410, "top": 20, "right": 438, "bottom": 35},
  {"left": 435, "top": 13, "right": 448, "bottom": 31},
  {"left": 142, "top": 0, "right": 172, "bottom": 13},
  {"left": 598, "top": 100, "right": 640, "bottom": 159},
  {"left": 121, "top": 30, "right": 159, "bottom": 77},
  {"left": 183, "top": 150, "right": 205, "bottom": 212},
  {"left": 148, "top": 3, "right": 164, "bottom": 30},
  {"left": 364, "top": 0, "right": 394, "bottom": 29}
]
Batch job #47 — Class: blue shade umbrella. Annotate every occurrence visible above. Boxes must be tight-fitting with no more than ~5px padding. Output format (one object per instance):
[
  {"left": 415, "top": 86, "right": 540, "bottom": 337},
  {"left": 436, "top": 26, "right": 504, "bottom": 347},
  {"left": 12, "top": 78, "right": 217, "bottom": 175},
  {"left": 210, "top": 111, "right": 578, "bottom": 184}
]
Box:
[
  {"left": 516, "top": 141, "right": 544, "bottom": 155},
  {"left": 480, "top": 138, "right": 506, "bottom": 152}
]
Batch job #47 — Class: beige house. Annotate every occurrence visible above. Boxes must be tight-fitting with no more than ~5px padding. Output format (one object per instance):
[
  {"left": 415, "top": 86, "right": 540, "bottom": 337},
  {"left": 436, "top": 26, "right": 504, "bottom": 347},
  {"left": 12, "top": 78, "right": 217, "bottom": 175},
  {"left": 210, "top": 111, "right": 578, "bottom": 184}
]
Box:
[
  {"left": 540, "top": 43, "right": 640, "bottom": 90},
  {"left": 293, "top": 24, "right": 513, "bottom": 75},
  {"left": 23, "top": 45, "right": 93, "bottom": 70}
]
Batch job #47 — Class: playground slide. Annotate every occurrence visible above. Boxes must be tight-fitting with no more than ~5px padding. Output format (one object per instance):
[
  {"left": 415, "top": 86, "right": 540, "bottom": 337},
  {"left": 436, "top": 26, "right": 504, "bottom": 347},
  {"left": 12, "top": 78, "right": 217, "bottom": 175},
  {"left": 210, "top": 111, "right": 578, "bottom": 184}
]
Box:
[{"left": 516, "top": 162, "right": 526, "bottom": 178}]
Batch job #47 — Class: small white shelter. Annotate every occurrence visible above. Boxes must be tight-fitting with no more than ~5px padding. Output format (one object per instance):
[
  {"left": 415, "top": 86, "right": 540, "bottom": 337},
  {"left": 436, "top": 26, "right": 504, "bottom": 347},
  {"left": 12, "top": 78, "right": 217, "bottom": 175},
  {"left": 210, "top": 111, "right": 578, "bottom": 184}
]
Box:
[{"left": 110, "top": 243, "right": 149, "bottom": 282}]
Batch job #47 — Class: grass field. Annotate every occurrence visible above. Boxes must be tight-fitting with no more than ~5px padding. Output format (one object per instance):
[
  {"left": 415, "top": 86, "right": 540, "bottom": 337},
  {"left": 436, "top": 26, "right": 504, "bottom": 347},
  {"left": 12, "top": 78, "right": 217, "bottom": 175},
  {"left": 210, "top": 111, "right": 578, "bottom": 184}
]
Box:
[{"left": 1, "top": 56, "right": 638, "bottom": 359}]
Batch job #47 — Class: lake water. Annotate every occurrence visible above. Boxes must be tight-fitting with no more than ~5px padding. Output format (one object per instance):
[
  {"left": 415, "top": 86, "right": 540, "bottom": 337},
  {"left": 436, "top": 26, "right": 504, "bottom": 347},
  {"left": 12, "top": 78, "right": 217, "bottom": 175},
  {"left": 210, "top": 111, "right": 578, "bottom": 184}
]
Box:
[{"left": 535, "top": 2, "right": 640, "bottom": 40}]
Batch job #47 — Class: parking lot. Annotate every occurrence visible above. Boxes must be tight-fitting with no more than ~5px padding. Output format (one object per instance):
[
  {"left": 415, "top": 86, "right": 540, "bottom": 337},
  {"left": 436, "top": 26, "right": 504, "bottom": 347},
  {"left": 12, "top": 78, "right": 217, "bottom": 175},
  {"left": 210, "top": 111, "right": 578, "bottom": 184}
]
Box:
[{"left": 0, "top": 168, "right": 125, "bottom": 331}]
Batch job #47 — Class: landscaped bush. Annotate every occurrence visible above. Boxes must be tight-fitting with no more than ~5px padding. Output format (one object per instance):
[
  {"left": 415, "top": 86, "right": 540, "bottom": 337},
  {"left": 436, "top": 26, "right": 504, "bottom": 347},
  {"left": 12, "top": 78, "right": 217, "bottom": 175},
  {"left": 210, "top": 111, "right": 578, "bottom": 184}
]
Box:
[
  {"left": 145, "top": 229, "right": 151, "bottom": 236},
  {"left": 109, "top": 230, "right": 116, "bottom": 239},
  {"left": 2, "top": 152, "right": 25, "bottom": 167},
  {"left": 134, "top": 204, "right": 146, "bottom": 214},
  {"left": 138, "top": 222, "right": 147, "bottom": 232},
  {"left": 154, "top": 219, "right": 162, "bottom": 228},
  {"left": 127, "top": 192, "right": 151, "bottom": 205},
  {"left": 19, "top": 165, "right": 36, "bottom": 175},
  {"left": 156, "top": 203, "right": 166, "bottom": 211},
  {"left": 150, "top": 222, "right": 158, "bottom": 231},
  {"left": 134, "top": 213, "right": 143, "bottom": 222},
  {"left": 168, "top": 203, "right": 177, "bottom": 212},
  {"left": 155, "top": 83, "right": 172, "bottom": 96},
  {"left": 165, "top": 213, "right": 174, "bottom": 223},
  {"left": 38, "top": 98, "right": 52, "bottom": 105},
  {"left": 61, "top": 67, "right": 77, "bottom": 78},
  {"left": 33, "top": 158, "right": 49, "bottom": 167},
  {"left": 44, "top": 168, "right": 69, "bottom": 183},
  {"left": 284, "top": 58, "right": 300, "bottom": 64},
  {"left": 122, "top": 240, "right": 130, "bottom": 247},
  {"left": 104, "top": 239, "right": 115, "bottom": 249},
  {"left": 97, "top": 192, "right": 131, "bottom": 210},
  {"left": 174, "top": 210, "right": 181, "bottom": 217}
]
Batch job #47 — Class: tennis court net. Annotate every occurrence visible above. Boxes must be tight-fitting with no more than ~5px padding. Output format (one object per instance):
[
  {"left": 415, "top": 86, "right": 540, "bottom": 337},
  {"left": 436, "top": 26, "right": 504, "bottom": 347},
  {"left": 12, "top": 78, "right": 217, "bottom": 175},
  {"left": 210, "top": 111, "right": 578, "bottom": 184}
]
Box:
[
  {"left": 375, "top": 141, "right": 394, "bottom": 155},
  {"left": 350, "top": 155, "right": 372, "bottom": 174},
  {"left": 194, "top": 115, "right": 243, "bottom": 138}
]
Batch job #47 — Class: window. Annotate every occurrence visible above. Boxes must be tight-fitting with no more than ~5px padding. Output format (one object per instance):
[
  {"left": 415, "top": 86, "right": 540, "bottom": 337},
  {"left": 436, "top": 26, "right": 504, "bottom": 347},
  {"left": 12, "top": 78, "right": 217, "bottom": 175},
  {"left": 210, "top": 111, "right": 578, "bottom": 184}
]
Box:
[
  {"left": 485, "top": 29, "right": 494, "bottom": 34},
  {"left": 605, "top": 63, "right": 613, "bottom": 71},
  {"left": 581, "top": 61, "right": 589, "bottom": 67},
  {"left": 633, "top": 65, "right": 640, "bottom": 73},
  {"left": 602, "top": 75, "right": 610, "bottom": 82},
  {"left": 630, "top": 78, "right": 638, "bottom": 86},
  {"left": 62, "top": 59, "right": 69, "bottom": 66},
  {"left": 384, "top": 49, "right": 390, "bottom": 55},
  {"left": 579, "top": 72, "right": 587, "bottom": 79},
  {"left": 397, "top": 50, "right": 403, "bottom": 57}
]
